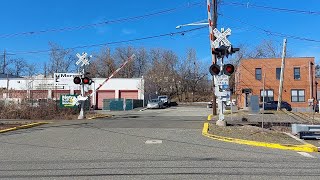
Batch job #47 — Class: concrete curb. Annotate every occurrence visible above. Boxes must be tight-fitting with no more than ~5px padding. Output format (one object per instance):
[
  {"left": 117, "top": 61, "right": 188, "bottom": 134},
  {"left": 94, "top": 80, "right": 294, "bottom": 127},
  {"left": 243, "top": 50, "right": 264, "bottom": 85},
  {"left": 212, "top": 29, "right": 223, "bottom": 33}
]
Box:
[
  {"left": 202, "top": 122, "right": 318, "bottom": 153},
  {"left": 87, "top": 114, "right": 113, "bottom": 120},
  {"left": 0, "top": 122, "right": 50, "bottom": 134}
]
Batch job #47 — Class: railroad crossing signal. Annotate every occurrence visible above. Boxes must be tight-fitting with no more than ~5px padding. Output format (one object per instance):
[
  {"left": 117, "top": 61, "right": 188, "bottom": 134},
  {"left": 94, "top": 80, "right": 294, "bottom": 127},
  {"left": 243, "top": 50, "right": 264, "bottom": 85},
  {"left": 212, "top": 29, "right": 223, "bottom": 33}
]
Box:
[
  {"left": 213, "top": 28, "right": 231, "bottom": 48},
  {"left": 209, "top": 64, "right": 235, "bottom": 76},
  {"left": 76, "top": 52, "right": 91, "bottom": 66}
]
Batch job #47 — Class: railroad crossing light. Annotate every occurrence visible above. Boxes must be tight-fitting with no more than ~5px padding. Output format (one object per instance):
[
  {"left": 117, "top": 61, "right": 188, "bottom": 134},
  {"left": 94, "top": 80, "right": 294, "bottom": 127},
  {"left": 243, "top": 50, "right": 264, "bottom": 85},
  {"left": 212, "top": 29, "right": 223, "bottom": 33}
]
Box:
[
  {"left": 73, "top": 77, "right": 81, "bottom": 84},
  {"left": 82, "top": 77, "right": 93, "bottom": 85},
  {"left": 209, "top": 64, "right": 220, "bottom": 76},
  {"left": 223, "top": 64, "right": 235, "bottom": 76}
]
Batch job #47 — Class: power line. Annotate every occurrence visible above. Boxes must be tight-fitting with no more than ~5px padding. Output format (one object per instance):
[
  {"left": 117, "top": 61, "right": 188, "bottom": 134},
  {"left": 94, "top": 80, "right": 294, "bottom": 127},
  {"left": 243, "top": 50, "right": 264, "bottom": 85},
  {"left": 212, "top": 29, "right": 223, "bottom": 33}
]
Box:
[
  {"left": 0, "top": 1, "right": 204, "bottom": 38},
  {"left": 8, "top": 26, "right": 207, "bottom": 55},
  {"left": 222, "top": 2, "right": 320, "bottom": 15},
  {"left": 219, "top": 13, "right": 320, "bottom": 43}
]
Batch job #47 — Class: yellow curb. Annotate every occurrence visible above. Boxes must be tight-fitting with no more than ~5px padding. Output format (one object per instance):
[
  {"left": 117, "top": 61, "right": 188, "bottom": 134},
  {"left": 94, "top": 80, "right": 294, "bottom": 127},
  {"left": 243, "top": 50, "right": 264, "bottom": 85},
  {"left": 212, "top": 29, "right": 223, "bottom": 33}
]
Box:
[
  {"left": 87, "top": 114, "right": 113, "bottom": 120},
  {"left": 0, "top": 122, "right": 50, "bottom": 134},
  {"left": 202, "top": 122, "right": 318, "bottom": 153},
  {"left": 207, "top": 114, "right": 213, "bottom": 121}
]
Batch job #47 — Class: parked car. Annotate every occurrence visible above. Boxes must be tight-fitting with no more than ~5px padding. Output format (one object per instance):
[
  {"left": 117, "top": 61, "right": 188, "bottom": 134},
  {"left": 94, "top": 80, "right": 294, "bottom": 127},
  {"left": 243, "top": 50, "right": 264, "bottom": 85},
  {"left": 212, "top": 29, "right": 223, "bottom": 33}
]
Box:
[
  {"left": 158, "top": 95, "right": 170, "bottom": 107},
  {"left": 147, "top": 99, "right": 164, "bottom": 109},
  {"left": 261, "top": 101, "right": 292, "bottom": 111}
]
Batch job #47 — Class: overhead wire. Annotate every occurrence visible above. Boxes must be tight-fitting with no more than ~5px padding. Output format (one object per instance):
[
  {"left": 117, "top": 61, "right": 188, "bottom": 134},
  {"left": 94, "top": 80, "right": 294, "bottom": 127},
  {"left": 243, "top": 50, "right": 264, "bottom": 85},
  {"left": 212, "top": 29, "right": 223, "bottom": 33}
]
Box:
[
  {"left": 8, "top": 26, "right": 207, "bottom": 55},
  {"left": 219, "top": 13, "right": 320, "bottom": 43},
  {"left": 222, "top": 2, "right": 320, "bottom": 15},
  {"left": 0, "top": 1, "right": 204, "bottom": 38}
]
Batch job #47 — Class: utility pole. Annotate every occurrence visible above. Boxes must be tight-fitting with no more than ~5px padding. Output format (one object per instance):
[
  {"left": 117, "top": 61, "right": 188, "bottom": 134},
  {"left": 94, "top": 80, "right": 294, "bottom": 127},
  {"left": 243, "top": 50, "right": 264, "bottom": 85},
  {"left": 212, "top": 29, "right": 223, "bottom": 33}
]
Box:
[
  {"left": 277, "top": 39, "right": 287, "bottom": 111},
  {"left": 2, "top": 49, "right": 5, "bottom": 76},
  {"left": 262, "top": 73, "right": 266, "bottom": 129},
  {"left": 207, "top": 0, "right": 218, "bottom": 115}
]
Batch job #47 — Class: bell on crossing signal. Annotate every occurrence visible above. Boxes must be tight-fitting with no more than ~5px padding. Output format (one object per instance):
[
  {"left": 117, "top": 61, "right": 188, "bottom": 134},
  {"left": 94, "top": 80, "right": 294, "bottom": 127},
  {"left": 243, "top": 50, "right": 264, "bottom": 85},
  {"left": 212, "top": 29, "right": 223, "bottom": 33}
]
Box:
[
  {"left": 223, "top": 64, "right": 235, "bottom": 76},
  {"left": 73, "top": 77, "right": 81, "bottom": 84},
  {"left": 228, "top": 46, "right": 240, "bottom": 54},
  {"left": 209, "top": 64, "right": 220, "bottom": 76}
]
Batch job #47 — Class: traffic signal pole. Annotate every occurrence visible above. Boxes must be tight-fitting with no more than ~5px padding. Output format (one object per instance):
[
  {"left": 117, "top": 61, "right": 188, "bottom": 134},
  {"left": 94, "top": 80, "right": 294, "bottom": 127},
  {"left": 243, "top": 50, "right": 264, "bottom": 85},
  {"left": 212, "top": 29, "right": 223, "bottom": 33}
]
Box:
[{"left": 78, "top": 67, "right": 85, "bottom": 119}]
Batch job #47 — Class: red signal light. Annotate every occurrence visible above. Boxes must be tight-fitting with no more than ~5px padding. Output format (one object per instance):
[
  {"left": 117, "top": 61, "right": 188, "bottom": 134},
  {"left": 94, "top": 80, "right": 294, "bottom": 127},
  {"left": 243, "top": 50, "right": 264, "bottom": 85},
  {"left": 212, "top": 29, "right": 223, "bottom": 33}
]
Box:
[
  {"left": 209, "top": 64, "right": 220, "bottom": 76},
  {"left": 223, "top": 64, "right": 235, "bottom": 76},
  {"left": 73, "top": 77, "right": 81, "bottom": 84},
  {"left": 82, "top": 77, "right": 90, "bottom": 84}
]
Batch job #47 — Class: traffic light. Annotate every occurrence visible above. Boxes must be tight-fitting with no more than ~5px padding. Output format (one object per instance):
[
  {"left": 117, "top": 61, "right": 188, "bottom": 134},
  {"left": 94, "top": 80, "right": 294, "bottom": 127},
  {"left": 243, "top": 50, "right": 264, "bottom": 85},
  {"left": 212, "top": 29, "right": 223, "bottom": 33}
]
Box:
[
  {"left": 73, "top": 77, "right": 81, "bottom": 84},
  {"left": 223, "top": 64, "right": 235, "bottom": 76},
  {"left": 209, "top": 64, "right": 220, "bottom": 76},
  {"left": 82, "top": 77, "right": 90, "bottom": 84},
  {"left": 73, "top": 76, "right": 93, "bottom": 85}
]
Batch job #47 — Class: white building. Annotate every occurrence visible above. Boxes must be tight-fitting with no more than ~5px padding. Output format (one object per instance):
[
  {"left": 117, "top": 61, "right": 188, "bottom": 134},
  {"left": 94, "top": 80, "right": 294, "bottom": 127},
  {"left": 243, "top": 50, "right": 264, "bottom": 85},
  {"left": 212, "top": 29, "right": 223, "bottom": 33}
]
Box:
[{"left": 0, "top": 75, "right": 144, "bottom": 109}]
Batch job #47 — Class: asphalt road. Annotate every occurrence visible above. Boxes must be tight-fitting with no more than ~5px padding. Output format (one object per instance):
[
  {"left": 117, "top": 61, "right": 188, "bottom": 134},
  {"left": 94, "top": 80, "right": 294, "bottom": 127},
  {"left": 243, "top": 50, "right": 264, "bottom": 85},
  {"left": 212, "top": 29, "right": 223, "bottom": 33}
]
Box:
[{"left": 1, "top": 106, "right": 320, "bottom": 179}]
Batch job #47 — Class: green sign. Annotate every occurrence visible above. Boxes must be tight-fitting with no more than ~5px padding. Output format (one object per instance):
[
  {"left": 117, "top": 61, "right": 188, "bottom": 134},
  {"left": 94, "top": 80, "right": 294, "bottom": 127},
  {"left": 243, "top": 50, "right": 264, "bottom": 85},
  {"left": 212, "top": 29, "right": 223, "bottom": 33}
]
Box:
[{"left": 60, "top": 94, "right": 79, "bottom": 108}]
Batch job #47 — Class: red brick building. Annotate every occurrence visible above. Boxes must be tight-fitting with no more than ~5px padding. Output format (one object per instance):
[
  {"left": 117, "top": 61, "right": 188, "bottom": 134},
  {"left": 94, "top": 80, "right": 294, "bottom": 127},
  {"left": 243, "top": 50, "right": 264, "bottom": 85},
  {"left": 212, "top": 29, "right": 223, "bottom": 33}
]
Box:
[{"left": 235, "top": 57, "right": 316, "bottom": 111}]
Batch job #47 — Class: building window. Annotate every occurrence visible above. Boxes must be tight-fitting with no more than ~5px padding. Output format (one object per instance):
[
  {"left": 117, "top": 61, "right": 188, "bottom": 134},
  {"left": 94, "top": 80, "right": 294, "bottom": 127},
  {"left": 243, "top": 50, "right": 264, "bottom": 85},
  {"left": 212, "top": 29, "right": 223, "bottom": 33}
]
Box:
[
  {"left": 291, "top": 89, "right": 305, "bottom": 102},
  {"left": 255, "top": 68, "right": 262, "bottom": 80},
  {"left": 294, "top": 67, "right": 300, "bottom": 80},
  {"left": 276, "top": 68, "right": 281, "bottom": 80},
  {"left": 260, "top": 89, "right": 274, "bottom": 102}
]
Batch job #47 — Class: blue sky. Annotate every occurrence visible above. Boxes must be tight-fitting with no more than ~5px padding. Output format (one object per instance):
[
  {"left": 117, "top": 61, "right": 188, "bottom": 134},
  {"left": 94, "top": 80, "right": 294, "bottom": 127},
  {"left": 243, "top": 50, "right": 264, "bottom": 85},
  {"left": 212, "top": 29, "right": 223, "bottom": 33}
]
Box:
[{"left": 0, "top": 0, "right": 320, "bottom": 73}]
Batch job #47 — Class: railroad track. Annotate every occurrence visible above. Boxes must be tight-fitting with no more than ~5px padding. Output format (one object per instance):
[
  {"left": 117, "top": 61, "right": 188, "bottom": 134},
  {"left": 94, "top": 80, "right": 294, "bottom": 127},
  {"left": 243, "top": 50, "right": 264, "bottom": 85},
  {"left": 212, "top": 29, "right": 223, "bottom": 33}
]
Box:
[
  {"left": 282, "top": 110, "right": 310, "bottom": 124},
  {"left": 283, "top": 110, "right": 320, "bottom": 124}
]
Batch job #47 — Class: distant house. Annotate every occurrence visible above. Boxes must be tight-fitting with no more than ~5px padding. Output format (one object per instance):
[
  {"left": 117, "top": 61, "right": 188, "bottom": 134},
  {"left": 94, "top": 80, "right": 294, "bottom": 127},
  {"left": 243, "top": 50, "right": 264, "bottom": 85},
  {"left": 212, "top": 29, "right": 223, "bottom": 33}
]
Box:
[{"left": 235, "top": 57, "right": 316, "bottom": 112}]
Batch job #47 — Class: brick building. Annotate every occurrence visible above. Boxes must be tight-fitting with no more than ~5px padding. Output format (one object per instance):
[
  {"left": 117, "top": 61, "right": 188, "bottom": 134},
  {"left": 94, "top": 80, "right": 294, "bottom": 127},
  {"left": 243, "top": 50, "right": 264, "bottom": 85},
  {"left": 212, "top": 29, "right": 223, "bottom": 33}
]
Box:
[{"left": 235, "top": 57, "right": 316, "bottom": 112}]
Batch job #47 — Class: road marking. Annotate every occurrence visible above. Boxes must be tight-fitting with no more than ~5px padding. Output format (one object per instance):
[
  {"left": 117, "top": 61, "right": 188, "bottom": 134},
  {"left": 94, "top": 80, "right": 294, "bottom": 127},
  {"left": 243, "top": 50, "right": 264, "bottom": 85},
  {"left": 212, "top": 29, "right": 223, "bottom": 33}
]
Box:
[
  {"left": 297, "top": 152, "right": 316, "bottom": 158},
  {"left": 139, "top": 108, "right": 148, "bottom": 111},
  {"left": 145, "top": 140, "right": 162, "bottom": 144}
]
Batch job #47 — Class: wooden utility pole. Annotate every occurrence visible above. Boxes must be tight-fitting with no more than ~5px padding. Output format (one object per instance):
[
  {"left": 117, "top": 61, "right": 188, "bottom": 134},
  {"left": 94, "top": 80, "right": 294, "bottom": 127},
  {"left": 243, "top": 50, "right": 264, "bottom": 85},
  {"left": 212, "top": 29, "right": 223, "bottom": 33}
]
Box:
[
  {"left": 207, "top": 0, "right": 218, "bottom": 115},
  {"left": 277, "top": 39, "right": 287, "bottom": 111}
]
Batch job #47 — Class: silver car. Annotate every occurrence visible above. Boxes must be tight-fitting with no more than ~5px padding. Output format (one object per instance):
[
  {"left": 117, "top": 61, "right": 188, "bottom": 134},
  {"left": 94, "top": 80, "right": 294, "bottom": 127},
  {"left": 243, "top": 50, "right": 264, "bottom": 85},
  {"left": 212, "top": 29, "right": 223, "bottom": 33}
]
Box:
[{"left": 147, "top": 99, "right": 164, "bottom": 109}]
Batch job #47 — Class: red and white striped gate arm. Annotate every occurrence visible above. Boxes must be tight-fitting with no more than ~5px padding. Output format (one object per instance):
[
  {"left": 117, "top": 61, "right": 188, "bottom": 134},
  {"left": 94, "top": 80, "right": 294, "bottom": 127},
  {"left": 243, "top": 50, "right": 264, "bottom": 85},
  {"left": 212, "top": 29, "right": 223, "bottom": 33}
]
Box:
[{"left": 88, "top": 54, "right": 136, "bottom": 97}]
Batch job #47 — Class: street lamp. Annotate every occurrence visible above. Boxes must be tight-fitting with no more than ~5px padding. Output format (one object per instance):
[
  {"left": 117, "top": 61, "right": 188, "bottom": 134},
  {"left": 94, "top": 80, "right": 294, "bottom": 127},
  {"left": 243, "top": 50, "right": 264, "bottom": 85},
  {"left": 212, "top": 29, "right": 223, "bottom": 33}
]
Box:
[{"left": 175, "top": 20, "right": 208, "bottom": 29}]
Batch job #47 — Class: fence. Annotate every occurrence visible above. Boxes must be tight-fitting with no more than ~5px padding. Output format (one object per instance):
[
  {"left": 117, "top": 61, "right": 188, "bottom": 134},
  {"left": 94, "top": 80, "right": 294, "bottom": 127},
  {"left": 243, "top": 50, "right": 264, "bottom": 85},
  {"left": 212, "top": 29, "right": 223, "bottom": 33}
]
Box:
[{"left": 103, "top": 98, "right": 143, "bottom": 111}]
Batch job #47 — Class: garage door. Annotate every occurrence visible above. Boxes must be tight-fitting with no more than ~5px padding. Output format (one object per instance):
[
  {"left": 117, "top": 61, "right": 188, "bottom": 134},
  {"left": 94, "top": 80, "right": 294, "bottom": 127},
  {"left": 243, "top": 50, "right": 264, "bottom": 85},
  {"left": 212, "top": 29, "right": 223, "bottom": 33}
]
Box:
[
  {"left": 119, "top": 90, "right": 138, "bottom": 99},
  {"left": 97, "top": 90, "right": 115, "bottom": 109}
]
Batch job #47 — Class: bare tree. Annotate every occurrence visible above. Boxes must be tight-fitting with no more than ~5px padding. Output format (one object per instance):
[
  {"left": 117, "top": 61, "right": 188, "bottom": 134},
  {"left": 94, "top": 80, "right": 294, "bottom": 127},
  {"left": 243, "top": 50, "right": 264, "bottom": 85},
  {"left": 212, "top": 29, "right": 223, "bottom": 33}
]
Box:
[
  {"left": 144, "top": 49, "right": 179, "bottom": 100},
  {"left": 48, "top": 42, "right": 76, "bottom": 77},
  {"left": 179, "top": 49, "right": 208, "bottom": 102},
  {"left": 114, "top": 46, "right": 135, "bottom": 78},
  {"left": 11, "top": 58, "right": 27, "bottom": 76},
  {"left": 27, "top": 63, "right": 36, "bottom": 77},
  {"left": 248, "top": 40, "right": 282, "bottom": 58},
  {"left": 88, "top": 47, "right": 116, "bottom": 78},
  {"left": 134, "top": 48, "right": 149, "bottom": 77}
]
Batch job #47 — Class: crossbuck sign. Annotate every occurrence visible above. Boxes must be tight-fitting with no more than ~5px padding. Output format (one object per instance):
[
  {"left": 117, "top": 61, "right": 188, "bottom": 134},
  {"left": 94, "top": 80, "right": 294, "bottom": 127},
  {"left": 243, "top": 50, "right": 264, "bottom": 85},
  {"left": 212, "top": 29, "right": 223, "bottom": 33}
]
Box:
[
  {"left": 76, "top": 52, "right": 90, "bottom": 66},
  {"left": 213, "top": 28, "right": 231, "bottom": 48}
]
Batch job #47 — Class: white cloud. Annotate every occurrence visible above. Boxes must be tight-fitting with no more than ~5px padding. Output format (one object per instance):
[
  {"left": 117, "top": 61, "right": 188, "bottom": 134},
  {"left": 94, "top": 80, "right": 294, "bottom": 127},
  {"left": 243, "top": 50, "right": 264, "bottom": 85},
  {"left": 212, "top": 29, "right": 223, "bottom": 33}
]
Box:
[{"left": 121, "top": 28, "right": 136, "bottom": 35}]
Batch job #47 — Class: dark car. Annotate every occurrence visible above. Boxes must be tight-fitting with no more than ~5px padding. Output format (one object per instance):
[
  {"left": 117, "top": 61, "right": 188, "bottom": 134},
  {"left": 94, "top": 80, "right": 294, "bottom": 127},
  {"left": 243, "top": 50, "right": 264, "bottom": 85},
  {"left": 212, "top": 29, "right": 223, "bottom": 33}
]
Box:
[{"left": 262, "top": 101, "right": 292, "bottom": 111}]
